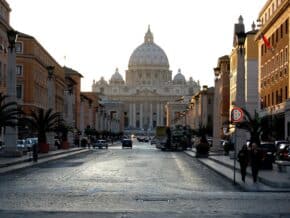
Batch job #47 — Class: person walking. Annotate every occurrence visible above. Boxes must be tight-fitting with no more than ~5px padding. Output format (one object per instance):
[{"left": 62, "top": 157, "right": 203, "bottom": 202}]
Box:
[
  {"left": 250, "top": 143, "right": 262, "bottom": 183},
  {"left": 238, "top": 144, "right": 249, "bottom": 182}
]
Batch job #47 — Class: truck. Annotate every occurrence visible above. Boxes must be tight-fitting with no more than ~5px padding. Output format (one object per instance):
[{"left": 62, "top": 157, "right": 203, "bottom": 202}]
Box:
[{"left": 155, "top": 126, "right": 191, "bottom": 151}]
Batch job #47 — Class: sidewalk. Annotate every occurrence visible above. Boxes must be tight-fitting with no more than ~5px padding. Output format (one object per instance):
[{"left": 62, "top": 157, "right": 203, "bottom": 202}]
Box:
[
  {"left": 0, "top": 147, "right": 91, "bottom": 174},
  {"left": 184, "top": 149, "right": 290, "bottom": 192}
]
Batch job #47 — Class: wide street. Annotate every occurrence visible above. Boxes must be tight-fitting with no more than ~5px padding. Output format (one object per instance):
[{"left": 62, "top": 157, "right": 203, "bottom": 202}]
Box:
[{"left": 0, "top": 140, "right": 290, "bottom": 217}]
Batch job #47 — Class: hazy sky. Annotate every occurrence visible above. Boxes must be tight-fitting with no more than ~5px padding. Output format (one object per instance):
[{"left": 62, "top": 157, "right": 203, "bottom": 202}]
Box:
[{"left": 8, "top": 0, "right": 266, "bottom": 91}]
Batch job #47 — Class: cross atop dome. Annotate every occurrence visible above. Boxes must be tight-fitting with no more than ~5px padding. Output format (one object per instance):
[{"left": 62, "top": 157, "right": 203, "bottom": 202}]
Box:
[{"left": 144, "top": 25, "right": 154, "bottom": 43}]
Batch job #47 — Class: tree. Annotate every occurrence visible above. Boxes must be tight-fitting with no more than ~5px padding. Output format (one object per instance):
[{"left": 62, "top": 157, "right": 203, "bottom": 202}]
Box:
[
  {"left": 54, "top": 122, "right": 73, "bottom": 149},
  {"left": 22, "top": 108, "right": 63, "bottom": 152},
  {"left": 0, "top": 93, "right": 20, "bottom": 129},
  {"left": 235, "top": 108, "right": 264, "bottom": 146}
]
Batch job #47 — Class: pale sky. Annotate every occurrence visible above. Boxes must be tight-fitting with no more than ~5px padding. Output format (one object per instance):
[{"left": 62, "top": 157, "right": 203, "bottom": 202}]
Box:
[{"left": 8, "top": 0, "right": 266, "bottom": 91}]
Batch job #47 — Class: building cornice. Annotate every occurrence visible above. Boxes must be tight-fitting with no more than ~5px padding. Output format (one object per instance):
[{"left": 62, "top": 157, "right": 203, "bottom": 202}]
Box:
[{"left": 255, "top": 0, "right": 289, "bottom": 40}]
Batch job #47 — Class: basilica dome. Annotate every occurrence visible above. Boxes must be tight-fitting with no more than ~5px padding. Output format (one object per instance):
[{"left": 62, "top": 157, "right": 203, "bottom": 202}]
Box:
[
  {"left": 128, "top": 26, "right": 169, "bottom": 70},
  {"left": 173, "top": 69, "right": 186, "bottom": 84},
  {"left": 110, "top": 68, "right": 124, "bottom": 84}
]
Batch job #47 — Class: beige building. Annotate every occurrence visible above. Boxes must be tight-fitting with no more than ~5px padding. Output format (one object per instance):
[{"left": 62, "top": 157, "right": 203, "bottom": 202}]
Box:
[
  {"left": 92, "top": 27, "right": 200, "bottom": 134},
  {"left": 256, "top": 0, "right": 289, "bottom": 140}
]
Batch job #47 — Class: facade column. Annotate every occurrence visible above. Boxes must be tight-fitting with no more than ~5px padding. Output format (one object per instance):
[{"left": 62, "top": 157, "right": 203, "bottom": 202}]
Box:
[
  {"left": 129, "top": 103, "right": 133, "bottom": 127},
  {"left": 4, "top": 30, "right": 18, "bottom": 155},
  {"left": 160, "top": 103, "right": 164, "bottom": 126},
  {"left": 80, "top": 97, "right": 84, "bottom": 135},
  {"left": 150, "top": 103, "right": 153, "bottom": 129},
  {"left": 89, "top": 104, "right": 93, "bottom": 128},
  {"left": 140, "top": 103, "right": 143, "bottom": 129},
  {"left": 156, "top": 103, "right": 160, "bottom": 126},
  {"left": 133, "top": 103, "right": 136, "bottom": 128}
]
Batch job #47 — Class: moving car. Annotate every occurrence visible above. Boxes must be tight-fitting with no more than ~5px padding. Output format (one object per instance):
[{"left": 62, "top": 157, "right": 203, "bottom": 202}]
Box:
[
  {"left": 94, "top": 139, "right": 108, "bottom": 149},
  {"left": 122, "top": 139, "right": 133, "bottom": 149},
  {"left": 276, "top": 143, "right": 290, "bottom": 161}
]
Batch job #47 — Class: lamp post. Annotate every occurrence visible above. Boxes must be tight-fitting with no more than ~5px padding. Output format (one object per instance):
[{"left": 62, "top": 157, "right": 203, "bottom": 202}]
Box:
[
  {"left": 4, "top": 30, "right": 20, "bottom": 156},
  {"left": 213, "top": 67, "right": 221, "bottom": 151},
  {"left": 46, "top": 65, "right": 56, "bottom": 150},
  {"left": 65, "top": 84, "right": 74, "bottom": 147},
  {"left": 46, "top": 65, "right": 55, "bottom": 110}
]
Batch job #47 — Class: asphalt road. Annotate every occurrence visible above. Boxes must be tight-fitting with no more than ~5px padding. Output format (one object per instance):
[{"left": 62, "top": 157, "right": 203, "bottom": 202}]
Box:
[{"left": 0, "top": 141, "right": 290, "bottom": 217}]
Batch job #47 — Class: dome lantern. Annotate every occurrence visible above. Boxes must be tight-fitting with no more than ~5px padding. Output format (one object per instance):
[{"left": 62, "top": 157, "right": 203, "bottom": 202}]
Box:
[{"left": 144, "top": 25, "right": 154, "bottom": 43}]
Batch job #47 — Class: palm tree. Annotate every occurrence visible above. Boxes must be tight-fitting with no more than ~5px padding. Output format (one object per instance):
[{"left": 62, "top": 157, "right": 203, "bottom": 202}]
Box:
[
  {"left": 235, "top": 108, "right": 264, "bottom": 146},
  {"left": 0, "top": 93, "right": 20, "bottom": 129},
  {"left": 22, "top": 108, "right": 63, "bottom": 153}
]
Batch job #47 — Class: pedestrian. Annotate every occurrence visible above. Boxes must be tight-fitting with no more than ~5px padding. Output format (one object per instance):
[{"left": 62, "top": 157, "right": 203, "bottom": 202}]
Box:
[
  {"left": 32, "top": 143, "right": 38, "bottom": 162},
  {"left": 250, "top": 142, "right": 262, "bottom": 183},
  {"left": 237, "top": 144, "right": 249, "bottom": 182}
]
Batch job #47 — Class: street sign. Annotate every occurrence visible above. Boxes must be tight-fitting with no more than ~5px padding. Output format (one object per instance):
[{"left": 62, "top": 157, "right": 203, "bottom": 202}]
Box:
[{"left": 231, "top": 107, "right": 244, "bottom": 123}]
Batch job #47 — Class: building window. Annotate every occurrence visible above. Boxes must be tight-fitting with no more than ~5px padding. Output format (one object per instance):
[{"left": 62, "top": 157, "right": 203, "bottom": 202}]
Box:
[
  {"left": 280, "top": 25, "right": 283, "bottom": 38},
  {"left": 286, "top": 86, "right": 288, "bottom": 99},
  {"left": 16, "top": 65, "right": 23, "bottom": 76},
  {"left": 15, "top": 42, "right": 23, "bottom": 53},
  {"left": 272, "top": 92, "right": 274, "bottom": 105},
  {"left": 286, "top": 20, "right": 288, "bottom": 34},
  {"left": 16, "top": 84, "right": 22, "bottom": 99},
  {"left": 0, "top": 61, "right": 2, "bottom": 81}
]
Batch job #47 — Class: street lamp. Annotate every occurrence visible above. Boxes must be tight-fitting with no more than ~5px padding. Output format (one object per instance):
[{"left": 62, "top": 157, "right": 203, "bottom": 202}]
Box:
[
  {"left": 46, "top": 65, "right": 55, "bottom": 80},
  {"left": 236, "top": 31, "right": 246, "bottom": 53},
  {"left": 7, "top": 30, "right": 18, "bottom": 52},
  {"left": 214, "top": 67, "right": 220, "bottom": 79}
]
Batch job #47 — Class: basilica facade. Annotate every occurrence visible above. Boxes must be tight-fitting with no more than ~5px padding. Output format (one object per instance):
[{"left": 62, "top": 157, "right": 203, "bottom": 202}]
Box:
[{"left": 92, "top": 27, "right": 200, "bottom": 133}]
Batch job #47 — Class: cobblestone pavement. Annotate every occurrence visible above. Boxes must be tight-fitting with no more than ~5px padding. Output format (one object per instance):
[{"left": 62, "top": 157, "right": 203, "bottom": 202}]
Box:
[{"left": 0, "top": 142, "right": 290, "bottom": 217}]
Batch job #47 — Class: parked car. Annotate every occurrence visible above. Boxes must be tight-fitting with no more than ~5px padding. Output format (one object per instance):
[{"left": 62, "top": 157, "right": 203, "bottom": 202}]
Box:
[
  {"left": 0, "top": 140, "right": 5, "bottom": 150},
  {"left": 122, "top": 139, "right": 133, "bottom": 149},
  {"left": 276, "top": 143, "right": 290, "bottom": 161},
  {"left": 16, "top": 139, "right": 27, "bottom": 152},
  {"left": 25, "top": 137, "right": 38, "bottom": 151},
  {"left": 150, "top": 137, "right": 156, "bottom": 145},
  {"left": 258, "top": 142, "right": 276, "bottom": 169},
  {"left": 94, "top": 139, "right": 108, "bottom": 149},
  {"left": 274, "top": 140, "right": 289, "bottom": 150}
]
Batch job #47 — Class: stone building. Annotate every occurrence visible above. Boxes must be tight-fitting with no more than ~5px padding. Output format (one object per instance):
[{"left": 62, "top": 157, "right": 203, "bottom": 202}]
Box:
[
  {"left": 92, "top": 27, "right": 200, "bottom": 134},
  {"left": 212, "top": 55, "right": 230, "bottom": 149}
]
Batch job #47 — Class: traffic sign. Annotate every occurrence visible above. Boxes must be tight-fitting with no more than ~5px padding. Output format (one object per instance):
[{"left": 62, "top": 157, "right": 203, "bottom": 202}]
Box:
[{"left": 231, "top": 107, "right": 244, "bottom": 123}]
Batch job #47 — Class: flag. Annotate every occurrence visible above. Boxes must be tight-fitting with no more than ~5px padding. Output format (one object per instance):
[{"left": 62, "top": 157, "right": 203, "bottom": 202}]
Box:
[{"left": 262, "top": 35, "right": 274, "bottom": 51}]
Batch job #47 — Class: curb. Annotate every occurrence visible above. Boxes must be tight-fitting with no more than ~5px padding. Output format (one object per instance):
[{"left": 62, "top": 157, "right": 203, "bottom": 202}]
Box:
[
  {"left": 184, "top": 150, "right": 290, "bottom": 192},
  {"left": 0, "top": 148, "right": 91, "bottom": 174}
]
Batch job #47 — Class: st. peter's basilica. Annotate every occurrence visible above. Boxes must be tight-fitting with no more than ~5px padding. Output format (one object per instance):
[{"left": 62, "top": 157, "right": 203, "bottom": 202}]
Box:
[{"left": 92, "top": 26, "right": 200, "bottom": 132}]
